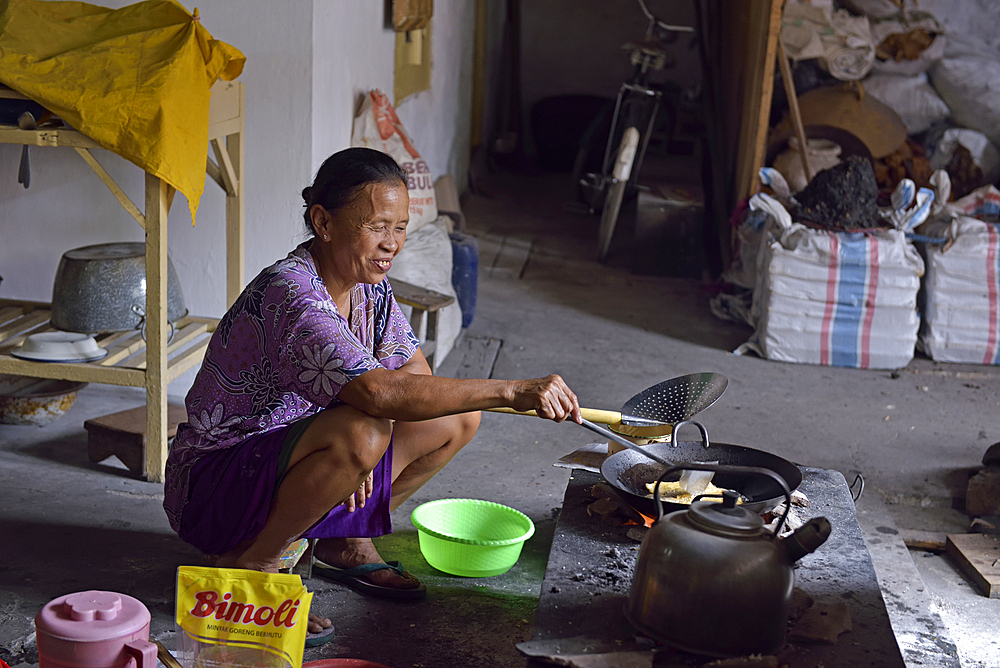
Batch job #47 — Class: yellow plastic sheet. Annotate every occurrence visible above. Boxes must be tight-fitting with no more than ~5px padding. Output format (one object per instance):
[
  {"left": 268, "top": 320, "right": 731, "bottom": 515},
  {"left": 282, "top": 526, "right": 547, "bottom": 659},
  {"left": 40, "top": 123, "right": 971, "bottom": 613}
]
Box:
[{"left": 0, "top": 0, "right": 245, "bottom": 222}]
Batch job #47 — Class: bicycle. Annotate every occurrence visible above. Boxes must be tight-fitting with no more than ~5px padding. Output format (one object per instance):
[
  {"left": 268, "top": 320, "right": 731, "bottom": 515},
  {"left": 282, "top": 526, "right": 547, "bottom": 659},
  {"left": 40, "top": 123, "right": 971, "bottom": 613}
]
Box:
[{"left": 574, "top": 0, "right": 694, "bottom": 259}]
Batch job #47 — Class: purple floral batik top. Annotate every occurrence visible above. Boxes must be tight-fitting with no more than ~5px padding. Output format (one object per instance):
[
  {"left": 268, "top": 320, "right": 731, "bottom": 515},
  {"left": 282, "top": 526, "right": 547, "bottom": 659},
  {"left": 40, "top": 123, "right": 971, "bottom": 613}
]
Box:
[{"left": 163, "top": 242, "right": 419, "bottom": 532}]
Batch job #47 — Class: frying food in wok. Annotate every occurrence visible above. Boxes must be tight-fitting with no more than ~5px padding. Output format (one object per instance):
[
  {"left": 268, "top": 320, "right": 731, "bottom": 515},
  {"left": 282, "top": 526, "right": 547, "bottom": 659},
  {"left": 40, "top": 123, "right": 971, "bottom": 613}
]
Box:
[{"left": 644, "top": 480, "right": 744, "bottom": 505}]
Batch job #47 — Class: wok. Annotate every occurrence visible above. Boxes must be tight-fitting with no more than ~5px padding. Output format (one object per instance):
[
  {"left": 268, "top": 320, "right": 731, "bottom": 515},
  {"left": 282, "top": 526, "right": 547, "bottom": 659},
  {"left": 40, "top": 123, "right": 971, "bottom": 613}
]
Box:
[{"left": 600, "top": 440, "right": 802, "bottom": 518}]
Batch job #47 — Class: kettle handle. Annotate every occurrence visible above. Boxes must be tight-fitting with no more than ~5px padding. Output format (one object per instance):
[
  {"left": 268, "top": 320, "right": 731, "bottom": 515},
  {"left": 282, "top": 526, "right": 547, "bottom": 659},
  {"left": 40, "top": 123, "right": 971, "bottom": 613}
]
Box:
[
  {"left": 652, "top": 462, "right": 792, "bottom": 536},
  {"left": 124, "top": 639, "right": 158, "bottom": 668}
]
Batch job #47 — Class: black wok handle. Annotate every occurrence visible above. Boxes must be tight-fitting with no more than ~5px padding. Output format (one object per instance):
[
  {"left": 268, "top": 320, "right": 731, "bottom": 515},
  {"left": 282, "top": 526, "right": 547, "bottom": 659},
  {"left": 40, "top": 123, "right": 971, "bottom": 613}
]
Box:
[
  {"left": 652, "top": 462, "right": 792, "bottom": 537},
  {"left": 580, "top": 418, "right": 676, "bottom": 468}
]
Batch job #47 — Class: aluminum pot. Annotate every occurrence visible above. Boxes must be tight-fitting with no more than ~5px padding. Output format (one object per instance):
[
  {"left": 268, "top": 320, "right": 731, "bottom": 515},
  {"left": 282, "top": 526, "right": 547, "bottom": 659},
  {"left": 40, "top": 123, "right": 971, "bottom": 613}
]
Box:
[{"left": 50, "top": 243, "right": 187, "bottom": 335}]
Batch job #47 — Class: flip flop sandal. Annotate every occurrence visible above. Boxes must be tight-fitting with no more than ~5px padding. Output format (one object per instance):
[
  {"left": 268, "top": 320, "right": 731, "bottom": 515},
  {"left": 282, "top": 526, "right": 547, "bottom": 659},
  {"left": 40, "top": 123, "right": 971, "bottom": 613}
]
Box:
[
  {"left": 312, "top": 559, "right": 427, "bottom": 600},
  {"left": 305, "top": 621, "right": 335, "bottom": 647}
]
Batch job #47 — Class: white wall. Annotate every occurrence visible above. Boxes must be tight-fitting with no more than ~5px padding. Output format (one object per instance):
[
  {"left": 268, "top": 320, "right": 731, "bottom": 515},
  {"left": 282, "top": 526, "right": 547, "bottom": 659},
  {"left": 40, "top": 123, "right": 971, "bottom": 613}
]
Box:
[
  {"left": 311, "top": 0, "right": 475, "bottom": 191},
  {"left": 0, "top": 0, "right": 474, "bottom": 398},
  {"left": 394, "top": 0, "right": 476, "bottom": 187},
  {"left": 311, "top": 1, "right": 395, "bottom": 180}
]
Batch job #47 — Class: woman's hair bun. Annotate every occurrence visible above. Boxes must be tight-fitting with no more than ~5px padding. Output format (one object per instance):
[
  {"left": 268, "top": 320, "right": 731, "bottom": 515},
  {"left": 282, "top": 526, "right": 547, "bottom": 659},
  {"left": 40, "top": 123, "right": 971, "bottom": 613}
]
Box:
[{"left": 301, "top": 186, "right": 313, "bottom": 205}]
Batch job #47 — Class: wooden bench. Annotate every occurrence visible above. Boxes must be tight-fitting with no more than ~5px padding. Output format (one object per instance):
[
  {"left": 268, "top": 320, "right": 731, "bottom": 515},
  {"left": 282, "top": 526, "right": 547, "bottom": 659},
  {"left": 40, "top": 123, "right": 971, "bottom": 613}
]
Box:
[
  {"left": 84, "top": 402, "right": 187, "bottom": 476},
  {"left": 390, "top": 278, "right": 455, "bottom": 369}
]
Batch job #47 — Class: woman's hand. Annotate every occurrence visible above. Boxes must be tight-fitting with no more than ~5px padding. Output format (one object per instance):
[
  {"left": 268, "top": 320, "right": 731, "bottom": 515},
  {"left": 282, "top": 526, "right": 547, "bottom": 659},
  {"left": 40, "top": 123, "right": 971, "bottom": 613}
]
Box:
[
  {"left": 511, "top": 374, "right": 582, "bottom": 423},
  {"left": 343, "top": 471, "right": 374, "bottom": 512}
]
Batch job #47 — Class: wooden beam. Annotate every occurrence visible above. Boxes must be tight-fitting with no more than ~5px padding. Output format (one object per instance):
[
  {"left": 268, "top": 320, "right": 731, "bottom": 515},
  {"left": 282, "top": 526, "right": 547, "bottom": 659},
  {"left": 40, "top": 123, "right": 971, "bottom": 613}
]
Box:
[
  {"left": 144, "top": 172, "right": 170, "bottom": 482},
  {"left": 777, "top": 40, "right": 811, "bottom": 184},
  {"left": 207, "top": 117, "right": 242, "bottom": 142},
  {"left": 225, "top": 109, "right": 245, "bottom": 308},
  {"left": 132, "top": 321, "right": 209, "bottom": 369},
  {"left": 0, "top": 127, "right": 101, "bottom": 149},
  {"left": 0, "top": 306, "right": 25, "bottom": 325},
  {"left": 900, "top": 529, "right": 948, "bottom": 553},
  {"left": 207, "top": 81, "right": 242, "bottom": 135},
  {"left": 0, "top": 298, "right": 48, "bottom": 309},
  {"left": 0, "top": 310, "right": 49, "bottom": 343},
  {"left": 0, "top": 319, "right": 50, "bottom": 354},
  {"left": 206, "top": 156, "right": 226, "bottom": 192},
  {"left": 391, "top": 279, "right": 455, "bottom": 312},
  {"left": 735, "top": 0, "right": 784, "bottom": 204},
  {"left": 74, "top": 148, "right": 146, "bottom": 229},
  {"left": 94, "top": 331, "right": 135, "bottom": 348},
  {"left": 0, "top": 356, "right": 145, "bottom": 386},
  {"left": 99, "top": 333, "right": 147, "bottom": 366},
  {"left": 166, "top": 340, "right": 211, "bottom": 382},
  {"left": 210, "top": 137, "right": 238, "bottom": 197}
]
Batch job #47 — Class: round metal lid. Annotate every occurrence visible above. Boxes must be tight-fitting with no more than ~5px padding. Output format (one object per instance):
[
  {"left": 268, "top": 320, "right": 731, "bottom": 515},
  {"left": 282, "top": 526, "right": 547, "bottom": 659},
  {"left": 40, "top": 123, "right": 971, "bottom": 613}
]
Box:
[
  {"left": 35, "top": 590, "right": 150, "bottom": 641},
  {"left": 687, "top": 492, "right": 764, "bottom": 536},
  {"left": 63, "top": 242, "right": 145, "bottom": 261}
]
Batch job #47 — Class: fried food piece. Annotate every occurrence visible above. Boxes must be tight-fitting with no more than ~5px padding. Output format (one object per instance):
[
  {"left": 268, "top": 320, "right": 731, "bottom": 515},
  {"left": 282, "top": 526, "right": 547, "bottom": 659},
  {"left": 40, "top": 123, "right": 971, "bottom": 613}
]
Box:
[{"left": 644, "top": 480, "right": 742, "bottom": 504}]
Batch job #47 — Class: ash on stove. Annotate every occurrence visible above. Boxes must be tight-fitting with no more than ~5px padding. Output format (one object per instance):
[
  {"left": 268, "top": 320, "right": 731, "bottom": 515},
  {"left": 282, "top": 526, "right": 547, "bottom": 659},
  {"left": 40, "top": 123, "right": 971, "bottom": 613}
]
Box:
[{"left": 564, "top": 546, "right": 638, "bottom": 594}]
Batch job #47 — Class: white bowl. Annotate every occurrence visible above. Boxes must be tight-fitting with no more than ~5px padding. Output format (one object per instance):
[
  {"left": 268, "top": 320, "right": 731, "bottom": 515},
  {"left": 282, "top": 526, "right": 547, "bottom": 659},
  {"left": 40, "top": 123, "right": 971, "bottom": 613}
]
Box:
[{"left": 11, "top": 332, "right": 108, "bottom": 363}]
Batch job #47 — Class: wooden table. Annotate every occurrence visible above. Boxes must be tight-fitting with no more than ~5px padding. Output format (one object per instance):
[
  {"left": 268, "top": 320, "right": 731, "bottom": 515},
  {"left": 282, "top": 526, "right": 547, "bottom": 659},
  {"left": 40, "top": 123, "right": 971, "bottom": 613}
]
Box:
[{"left": 0, "top": 81, "right": 244, "bottom": 482}]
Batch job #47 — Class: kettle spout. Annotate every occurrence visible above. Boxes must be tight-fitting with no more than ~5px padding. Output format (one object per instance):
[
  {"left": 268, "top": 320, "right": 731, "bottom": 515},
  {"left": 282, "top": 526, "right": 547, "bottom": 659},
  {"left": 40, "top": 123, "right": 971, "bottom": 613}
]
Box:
[{"left": 783, "top": 517, "right": 832, "bottom": 563}]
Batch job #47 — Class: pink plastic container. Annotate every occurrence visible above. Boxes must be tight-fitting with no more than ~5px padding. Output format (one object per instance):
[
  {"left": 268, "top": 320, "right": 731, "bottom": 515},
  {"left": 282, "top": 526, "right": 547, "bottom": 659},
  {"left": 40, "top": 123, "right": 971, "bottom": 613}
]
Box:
[{"left": 35, "top": 591, "right": 156, "bottom": 668}]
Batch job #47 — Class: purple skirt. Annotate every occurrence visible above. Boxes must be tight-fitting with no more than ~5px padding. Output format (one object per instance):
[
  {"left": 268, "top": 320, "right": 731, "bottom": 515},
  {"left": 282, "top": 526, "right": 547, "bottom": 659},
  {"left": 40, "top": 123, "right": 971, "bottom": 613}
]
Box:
[{"left": 177, "top": 416, "right": 394, "bottom": 556}]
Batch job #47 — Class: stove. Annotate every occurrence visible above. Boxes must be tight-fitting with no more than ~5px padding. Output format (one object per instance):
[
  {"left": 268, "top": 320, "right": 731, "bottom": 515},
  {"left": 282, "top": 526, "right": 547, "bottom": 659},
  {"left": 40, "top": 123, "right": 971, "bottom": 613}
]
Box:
[{"left": 522, "top": 467, "right": 907, "bottom": 667}]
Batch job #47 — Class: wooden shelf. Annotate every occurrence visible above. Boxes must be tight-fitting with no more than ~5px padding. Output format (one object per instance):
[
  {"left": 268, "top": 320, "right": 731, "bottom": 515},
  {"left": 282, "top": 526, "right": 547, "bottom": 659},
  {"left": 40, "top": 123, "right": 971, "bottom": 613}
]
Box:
[
  {"left": 0, "top": 81, "right": 244, "bottom": 482},
  {"left": 0, "top": 299, "right": 217, "bottom": 386}
]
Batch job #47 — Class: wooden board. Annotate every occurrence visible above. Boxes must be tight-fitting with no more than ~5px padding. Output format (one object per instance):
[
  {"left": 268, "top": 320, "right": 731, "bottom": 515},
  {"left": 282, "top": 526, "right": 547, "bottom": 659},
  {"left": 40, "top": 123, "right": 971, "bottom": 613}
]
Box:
[
  {"left": 946, "top": 533, "right": 1000, "bottom": 598},
  {"left": 451, "top": 335, "right": 502, "bottom": 380},
  {"left": 393, "top": 0, "right": 433, "bottom": 32},
  {"left": 390, "top": 279, "right": 455, "bottom": 312},
  {"left": 734, "top": 0, "right": 784, "bottom": 204},
  {"left": 901, "top": 529, "right": 948, "bottom": 553},
  {"left": 487, "top": 234, "right": 532, "bottom": 279}
]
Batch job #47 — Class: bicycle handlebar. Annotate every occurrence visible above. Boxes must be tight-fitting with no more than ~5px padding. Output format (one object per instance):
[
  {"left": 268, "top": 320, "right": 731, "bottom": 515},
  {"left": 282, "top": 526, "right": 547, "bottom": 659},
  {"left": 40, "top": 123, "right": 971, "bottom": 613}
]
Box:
[{"left": 636, "top": 0, "right": 695, "bottom": 33}]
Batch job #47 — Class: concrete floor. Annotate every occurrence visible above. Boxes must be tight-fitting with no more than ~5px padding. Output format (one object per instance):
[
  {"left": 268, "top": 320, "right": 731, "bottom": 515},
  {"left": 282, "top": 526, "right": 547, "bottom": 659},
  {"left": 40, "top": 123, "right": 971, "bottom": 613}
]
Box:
[{"left": 2, "top": 168, "right": 999, "bottom": 667}]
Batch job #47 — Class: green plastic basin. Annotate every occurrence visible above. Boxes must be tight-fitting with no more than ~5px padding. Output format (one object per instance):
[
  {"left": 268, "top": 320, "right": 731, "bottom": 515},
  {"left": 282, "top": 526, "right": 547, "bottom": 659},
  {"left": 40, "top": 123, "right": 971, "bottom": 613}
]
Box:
[{"left": 410, "top": 498, "right": 535, "bottom": 577}]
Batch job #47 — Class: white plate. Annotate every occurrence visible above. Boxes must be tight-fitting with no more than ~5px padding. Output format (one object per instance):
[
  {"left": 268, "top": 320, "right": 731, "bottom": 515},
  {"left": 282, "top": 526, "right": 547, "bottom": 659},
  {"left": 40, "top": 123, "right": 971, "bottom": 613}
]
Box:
[
  {"left": 11, "top": 332, "right": 108, "bottom": 363},
  {"left": 10, "top": 347, "right": 108, "bottom": 363}
]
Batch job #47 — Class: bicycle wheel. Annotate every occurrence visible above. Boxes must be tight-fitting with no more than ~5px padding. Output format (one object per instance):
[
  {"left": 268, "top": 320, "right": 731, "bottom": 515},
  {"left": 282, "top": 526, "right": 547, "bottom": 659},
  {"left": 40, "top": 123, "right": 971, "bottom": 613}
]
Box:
[{"left": 597, "top": 126, "right": 640, "bottom": 260}]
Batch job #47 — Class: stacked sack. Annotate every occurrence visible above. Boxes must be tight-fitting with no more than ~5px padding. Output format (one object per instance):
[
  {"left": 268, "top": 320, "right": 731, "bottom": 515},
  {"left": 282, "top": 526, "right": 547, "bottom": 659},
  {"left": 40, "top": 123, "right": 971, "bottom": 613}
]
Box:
[
  {"left": 916, "top": 174, "right": 1000, "bottom": 364},
  {"left": 780, "top": 0, "right": 1000, "bottom": 201},
  {"left": 736, "top": 167, "right": 932, "bottom": 369}
]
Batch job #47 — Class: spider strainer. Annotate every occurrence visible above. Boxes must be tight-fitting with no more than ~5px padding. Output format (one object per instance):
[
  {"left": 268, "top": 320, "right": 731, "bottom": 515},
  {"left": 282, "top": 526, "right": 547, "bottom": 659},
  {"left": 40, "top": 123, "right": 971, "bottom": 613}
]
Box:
[{"left": 621, "top": 372, "right": 728, "bottom": 425}]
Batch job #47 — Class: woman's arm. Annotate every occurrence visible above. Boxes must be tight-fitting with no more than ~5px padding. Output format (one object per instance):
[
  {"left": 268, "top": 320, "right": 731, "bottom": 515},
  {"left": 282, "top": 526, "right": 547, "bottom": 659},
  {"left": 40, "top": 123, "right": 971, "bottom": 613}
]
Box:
[
  {"left": 338, "top": 367, "right": 581, "bottom": 423},
  {"left": 398, "top": 347, "right": 432, "bottom": 376}
]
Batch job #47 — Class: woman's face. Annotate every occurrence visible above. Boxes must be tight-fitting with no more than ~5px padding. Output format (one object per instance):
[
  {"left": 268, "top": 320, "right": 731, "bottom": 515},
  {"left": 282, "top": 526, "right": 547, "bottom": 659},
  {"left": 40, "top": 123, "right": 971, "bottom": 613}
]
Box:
[{"left": 313, "top": 181, "right": 409, "bottom": 289}]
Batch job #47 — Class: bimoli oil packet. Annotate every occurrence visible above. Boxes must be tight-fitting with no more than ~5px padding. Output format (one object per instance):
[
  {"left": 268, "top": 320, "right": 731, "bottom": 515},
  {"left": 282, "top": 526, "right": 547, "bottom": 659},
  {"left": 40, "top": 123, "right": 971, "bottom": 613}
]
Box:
[{"left": 175, "top": 566, "right": 312, "bottom": 668}]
